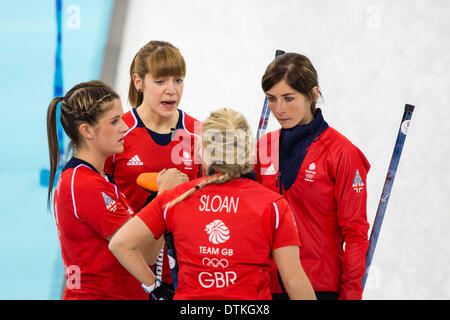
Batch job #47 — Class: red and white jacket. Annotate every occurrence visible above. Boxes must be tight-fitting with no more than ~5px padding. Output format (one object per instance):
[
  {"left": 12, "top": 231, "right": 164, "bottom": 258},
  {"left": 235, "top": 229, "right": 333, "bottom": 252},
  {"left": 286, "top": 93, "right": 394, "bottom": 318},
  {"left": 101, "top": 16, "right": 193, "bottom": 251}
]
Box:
[
  {"left": 54, "top": 157, "right": 147, "bottom": 300},
  {"left": 137, "top": 176, "right": 300, "bottom": 300},
  {"left": 256, "top": 125, "right": 370, "bottom": 300},
  {"left": 105, "top": 108, "right": 201, "bottom": 211},
  {"left": 105, "top": 108, "right": 201, "bottom": 284}
]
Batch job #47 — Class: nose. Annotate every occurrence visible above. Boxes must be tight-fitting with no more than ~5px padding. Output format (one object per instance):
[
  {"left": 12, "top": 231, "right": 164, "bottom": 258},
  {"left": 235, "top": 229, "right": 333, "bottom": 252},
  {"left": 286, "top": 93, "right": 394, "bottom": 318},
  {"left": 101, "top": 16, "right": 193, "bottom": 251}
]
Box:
[
  {"left": 164, "top": 79, "right": 176, "bottom": 95},
  {"left": 120, "top": 120, "right": 129, "bottom": 133},
  {"left": 269, "top": 100, "right": 285, "bottom": 116}
]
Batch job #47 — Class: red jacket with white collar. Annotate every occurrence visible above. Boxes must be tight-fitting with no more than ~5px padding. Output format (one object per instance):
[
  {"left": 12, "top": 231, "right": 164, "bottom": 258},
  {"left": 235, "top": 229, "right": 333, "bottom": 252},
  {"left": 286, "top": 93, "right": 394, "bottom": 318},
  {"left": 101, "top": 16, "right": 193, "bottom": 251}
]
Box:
[{"left": 256, "top": 125, "right": 370, "bottom": 300}]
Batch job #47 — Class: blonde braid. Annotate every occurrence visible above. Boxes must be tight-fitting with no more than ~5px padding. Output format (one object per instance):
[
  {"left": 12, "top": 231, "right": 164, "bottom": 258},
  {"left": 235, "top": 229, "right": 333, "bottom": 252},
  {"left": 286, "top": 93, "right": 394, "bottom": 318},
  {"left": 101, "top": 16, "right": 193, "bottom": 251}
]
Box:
[
  {"left": 166, "top": 173, "right": 237, "bottom": 209},
  {"left": 165, "top": 108, "right": 255, "bottom": 209}
]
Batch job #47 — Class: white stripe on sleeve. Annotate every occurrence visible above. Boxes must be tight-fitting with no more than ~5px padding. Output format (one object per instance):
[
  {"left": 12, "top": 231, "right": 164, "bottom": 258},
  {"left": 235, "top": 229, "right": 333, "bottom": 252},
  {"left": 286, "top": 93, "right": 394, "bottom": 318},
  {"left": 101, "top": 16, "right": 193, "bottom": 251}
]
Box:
[{"left": 272, "top": 202, "right": 280, "bottom": 230}]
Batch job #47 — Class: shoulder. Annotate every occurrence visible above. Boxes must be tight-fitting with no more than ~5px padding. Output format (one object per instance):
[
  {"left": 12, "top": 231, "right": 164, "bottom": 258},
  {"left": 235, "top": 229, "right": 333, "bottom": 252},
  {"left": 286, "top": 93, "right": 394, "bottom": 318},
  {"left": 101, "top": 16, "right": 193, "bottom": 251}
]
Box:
[
  {"left": 123, "top": 109, "right": 139, "bottom": 133},
  {"left": 319, "top": 127, "right": 370, "bottom": 171},
  {"left": 180, "top": 110, "right": 199, "bottom": 124},
  {"left": 243, "top": 178, "right": 283, "bottom": 200},
  {"left": 60, "top": 158, "right": 114, "bottom": 195},
  {"left": 62, "top": 164, "right": 118, "bottom": 218},
  {"left": 156, "top": 177, "right": 203, "bottom": 205},
  {"left": 320, "top": 127, "right": 362, "bottom": 155},
  {"left": 180, "top": 110, "right": 201, "bottom": 136},
  {"left": 70, "top": 165, "right": 112, "bottom": 195}
]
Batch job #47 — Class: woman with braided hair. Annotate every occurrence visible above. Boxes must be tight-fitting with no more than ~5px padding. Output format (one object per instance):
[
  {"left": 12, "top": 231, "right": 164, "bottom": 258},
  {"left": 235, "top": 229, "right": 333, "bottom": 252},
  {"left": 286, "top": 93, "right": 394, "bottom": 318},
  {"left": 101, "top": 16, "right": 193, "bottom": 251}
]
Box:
[
  {"left": 109, "top": 108, "right": 316, "bottom": 300},
  {"left": 46, "top": 80, "right": 185, "bottom": 299}
]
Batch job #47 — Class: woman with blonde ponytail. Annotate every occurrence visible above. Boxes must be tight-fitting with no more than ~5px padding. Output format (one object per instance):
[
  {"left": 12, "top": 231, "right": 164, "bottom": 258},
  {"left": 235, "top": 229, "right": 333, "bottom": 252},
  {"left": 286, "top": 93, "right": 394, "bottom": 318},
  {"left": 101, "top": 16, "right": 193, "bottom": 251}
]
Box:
[
  {"left": 46, "top": 81, "right": 185, "bottom": 300},
  {"left": 109, "top": 108, "right": 316, "bottom": 300}
]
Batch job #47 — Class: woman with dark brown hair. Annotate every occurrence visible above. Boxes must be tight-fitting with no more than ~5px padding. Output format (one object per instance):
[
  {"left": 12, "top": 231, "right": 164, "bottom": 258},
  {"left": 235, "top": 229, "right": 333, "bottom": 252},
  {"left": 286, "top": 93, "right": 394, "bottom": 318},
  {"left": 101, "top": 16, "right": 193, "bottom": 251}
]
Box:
[{"left": 256, "top": 53, "right": 370, "bottom": 300}]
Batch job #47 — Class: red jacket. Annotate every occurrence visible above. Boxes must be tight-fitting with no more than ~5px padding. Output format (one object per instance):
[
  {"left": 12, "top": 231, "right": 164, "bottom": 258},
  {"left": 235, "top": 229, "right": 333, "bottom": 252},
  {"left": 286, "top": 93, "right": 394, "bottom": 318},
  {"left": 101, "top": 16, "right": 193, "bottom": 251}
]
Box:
[
  {"left": 54, "top": 157, "right": 147, "bottom": 300},
  {"left": 104, "top": 108, "right": 201, "bottom": 283},
  {"left": 137, "top": 177, "right": 300, "bottom": 300},
  {"left": 105, "top": 108, "right": 201, "bottom": 211},
  {"left": 256, "top": 126, "right": 370, "bottom": 299}
]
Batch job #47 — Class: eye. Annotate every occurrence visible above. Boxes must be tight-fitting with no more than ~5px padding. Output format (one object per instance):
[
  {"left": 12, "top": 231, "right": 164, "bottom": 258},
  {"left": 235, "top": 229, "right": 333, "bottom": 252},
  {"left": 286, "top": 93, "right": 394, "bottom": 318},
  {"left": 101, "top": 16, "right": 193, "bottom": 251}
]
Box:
[
  {"left": 267, "top": 96, "right": 275, "bottom": 102},
  {"left": 154, "top": 80, "right": 165, "bottom": 85},
  {"left": 284, "top": 96, "right": 294, "bottom": 102},
  {"left": 111, "top": 116, "right": 121, "bottom": 125},
  {"left": 176, "top": 78, "right": 184, "bottom": 84}
]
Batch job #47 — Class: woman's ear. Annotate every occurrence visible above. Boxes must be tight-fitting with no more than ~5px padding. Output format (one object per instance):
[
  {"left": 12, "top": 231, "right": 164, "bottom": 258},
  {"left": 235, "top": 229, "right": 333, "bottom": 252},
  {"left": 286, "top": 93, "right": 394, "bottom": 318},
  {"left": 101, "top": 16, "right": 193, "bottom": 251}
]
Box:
[
  {"left": 132, "top": 74, "right": 143, "bottom": 92},
  {"left": 79, "top": 123, "right": 94, "bottom": 141},
  {"left": 311, "top": 86, "right": 320, "bottom": 102}
]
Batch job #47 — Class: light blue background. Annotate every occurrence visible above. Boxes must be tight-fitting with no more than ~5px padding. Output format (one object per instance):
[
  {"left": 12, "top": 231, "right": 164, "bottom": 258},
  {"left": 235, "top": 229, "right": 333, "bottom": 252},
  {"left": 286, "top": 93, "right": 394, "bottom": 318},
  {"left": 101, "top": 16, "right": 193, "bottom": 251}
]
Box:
[{"left": 0, "top": 0, "right": 114, "bottom": 299}]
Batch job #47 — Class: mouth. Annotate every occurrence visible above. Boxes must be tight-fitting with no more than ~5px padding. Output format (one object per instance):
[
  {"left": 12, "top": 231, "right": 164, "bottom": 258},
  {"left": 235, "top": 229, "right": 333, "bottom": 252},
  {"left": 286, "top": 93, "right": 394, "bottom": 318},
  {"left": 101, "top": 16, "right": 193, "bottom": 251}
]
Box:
[
  {"left": 160, "top": 100, "right": 177, "bottom": 109},
  {"left": 118, "top": 137, "right": 124, "bottom": 144}
]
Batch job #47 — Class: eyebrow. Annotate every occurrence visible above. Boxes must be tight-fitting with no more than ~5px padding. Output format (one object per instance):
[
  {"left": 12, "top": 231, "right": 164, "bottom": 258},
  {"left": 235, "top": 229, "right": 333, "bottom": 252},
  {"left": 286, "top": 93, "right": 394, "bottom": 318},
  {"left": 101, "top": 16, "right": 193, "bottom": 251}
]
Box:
[
  {"left": 110, "top": 114, "right": 122, "bottom": 120},
  {"left": 266, "top": 92, "right": 296, "bottom": 97}
]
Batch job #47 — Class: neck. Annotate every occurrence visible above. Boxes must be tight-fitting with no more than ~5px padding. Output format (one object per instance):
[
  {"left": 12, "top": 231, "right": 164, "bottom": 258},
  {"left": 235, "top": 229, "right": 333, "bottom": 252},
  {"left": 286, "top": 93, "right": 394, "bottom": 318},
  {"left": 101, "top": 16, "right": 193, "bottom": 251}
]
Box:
[
  {"left": 74, "top": 147, "right": 106, "bottom": 175},
  {"left": 298, "top": 112, "right": 314, "bottom": 126},
  {"left": 137, "top": 105, "right": 179, "bottom": 133}
]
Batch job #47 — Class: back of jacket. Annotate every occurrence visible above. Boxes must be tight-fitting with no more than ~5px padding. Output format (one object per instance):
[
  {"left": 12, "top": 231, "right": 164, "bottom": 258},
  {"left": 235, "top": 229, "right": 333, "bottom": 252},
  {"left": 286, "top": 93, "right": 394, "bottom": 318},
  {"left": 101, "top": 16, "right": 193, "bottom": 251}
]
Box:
[{"left": 137, "top": 177, "right": 300, "bottom": 300}]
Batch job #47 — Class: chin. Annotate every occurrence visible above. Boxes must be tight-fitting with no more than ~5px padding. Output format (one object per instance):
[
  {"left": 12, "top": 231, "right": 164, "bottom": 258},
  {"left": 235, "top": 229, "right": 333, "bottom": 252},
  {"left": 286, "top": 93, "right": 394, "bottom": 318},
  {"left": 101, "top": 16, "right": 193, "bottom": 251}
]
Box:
[
  {"left": 115, "top": 145, "right": 124, "bottom": 153},
  {"left": 279, "top": 122, "right": 295, "bottom": 129},
  {"left": 160, "top": 108, "right": 178, "bottom": 116}
]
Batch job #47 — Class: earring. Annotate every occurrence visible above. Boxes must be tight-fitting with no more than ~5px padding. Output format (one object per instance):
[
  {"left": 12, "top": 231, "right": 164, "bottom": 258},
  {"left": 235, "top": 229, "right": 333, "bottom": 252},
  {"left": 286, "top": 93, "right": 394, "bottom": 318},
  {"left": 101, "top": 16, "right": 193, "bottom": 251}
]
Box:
[{"left": 89, "top": 136, "right": 93, "bottom": 140}]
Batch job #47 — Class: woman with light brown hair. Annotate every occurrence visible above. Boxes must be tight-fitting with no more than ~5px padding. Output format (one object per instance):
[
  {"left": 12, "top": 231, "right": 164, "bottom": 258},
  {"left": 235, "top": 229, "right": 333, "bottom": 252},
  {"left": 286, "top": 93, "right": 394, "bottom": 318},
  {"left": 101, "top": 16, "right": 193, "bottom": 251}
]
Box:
[
  {"left": 104, "top": 41, "right": 201, "bottom": 291},
  {"left": 109, "top": 108, "right": 316, "bottom": 300}
]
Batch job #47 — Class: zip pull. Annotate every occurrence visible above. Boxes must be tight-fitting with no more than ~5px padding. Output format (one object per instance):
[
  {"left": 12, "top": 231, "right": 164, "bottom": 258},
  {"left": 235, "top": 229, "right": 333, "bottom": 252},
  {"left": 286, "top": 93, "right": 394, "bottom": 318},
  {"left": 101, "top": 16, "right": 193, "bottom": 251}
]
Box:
[{"left": 276, "top": 172, "right": 283, "bottom": 194}]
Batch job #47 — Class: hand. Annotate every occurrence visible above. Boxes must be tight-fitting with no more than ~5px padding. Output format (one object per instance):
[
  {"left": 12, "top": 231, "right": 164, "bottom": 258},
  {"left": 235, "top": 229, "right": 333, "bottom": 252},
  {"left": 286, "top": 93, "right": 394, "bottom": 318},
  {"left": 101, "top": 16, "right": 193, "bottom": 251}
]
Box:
[
  {"left": 149, "top": 282, "right": 175, "bottom": 300},
  {"left": 157, "top": 168, "right": 189, "bottom": 193}
]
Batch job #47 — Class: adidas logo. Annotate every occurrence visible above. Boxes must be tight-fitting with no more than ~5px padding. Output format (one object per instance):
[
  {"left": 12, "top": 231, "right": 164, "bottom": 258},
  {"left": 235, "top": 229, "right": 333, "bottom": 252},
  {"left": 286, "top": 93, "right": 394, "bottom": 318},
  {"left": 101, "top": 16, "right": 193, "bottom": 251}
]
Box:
[
  {"left": 127, "top": 155, "right": 143, "bottom": 166},
  {"left": 261, "top": 163, "right": 276, "bottom": 176}
]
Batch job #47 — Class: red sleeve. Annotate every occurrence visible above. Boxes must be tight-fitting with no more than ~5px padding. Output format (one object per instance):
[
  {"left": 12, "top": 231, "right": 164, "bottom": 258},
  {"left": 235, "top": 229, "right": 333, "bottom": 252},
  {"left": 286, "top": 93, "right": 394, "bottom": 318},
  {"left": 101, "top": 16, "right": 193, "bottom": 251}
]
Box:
[
  {"left": 136, "top": 191, "right": 168, "bottom": 240},
  {"left": 334, "top": 146, "right": 370, "bottom": 300},
  {"left": 74, "top": 179, "right": 131, "bottom": 239},
  {"left": 272, "top": 197, "right": 301, "bottom": 250}
]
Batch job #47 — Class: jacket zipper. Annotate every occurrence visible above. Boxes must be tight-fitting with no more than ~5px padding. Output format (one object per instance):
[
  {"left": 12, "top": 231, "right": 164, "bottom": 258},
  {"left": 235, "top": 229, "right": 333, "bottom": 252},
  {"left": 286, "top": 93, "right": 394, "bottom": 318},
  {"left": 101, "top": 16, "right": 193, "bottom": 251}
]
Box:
[{"left": 276, "top": 172, "right": 282, "bottom": 194}]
